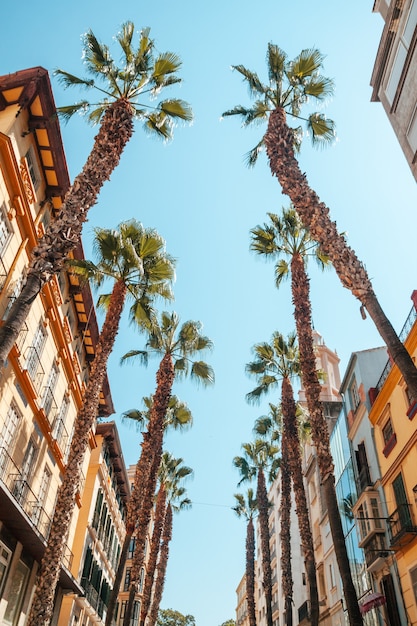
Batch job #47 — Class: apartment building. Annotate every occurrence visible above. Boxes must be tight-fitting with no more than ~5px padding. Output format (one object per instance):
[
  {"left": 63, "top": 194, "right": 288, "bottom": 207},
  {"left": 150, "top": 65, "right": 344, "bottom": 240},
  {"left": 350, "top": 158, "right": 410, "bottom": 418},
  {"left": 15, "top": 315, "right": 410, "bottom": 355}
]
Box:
[
  {"left": 236, "top": 569, "right": 257, "bottom": 626},
  {"left": 371, "top": 0, "right": 417, "bottom": 181},
  {"left": 368, "top": 292, "right": 417, "bottom": 624},
  {"left": 343, "top": 347, "right": 406, "bottom": 625},
  {"left": 58, "top": 422, "right": 129, "bottom": 626},
  {"left": 0, "top": 67, "right": 113, "bottom": 625}
]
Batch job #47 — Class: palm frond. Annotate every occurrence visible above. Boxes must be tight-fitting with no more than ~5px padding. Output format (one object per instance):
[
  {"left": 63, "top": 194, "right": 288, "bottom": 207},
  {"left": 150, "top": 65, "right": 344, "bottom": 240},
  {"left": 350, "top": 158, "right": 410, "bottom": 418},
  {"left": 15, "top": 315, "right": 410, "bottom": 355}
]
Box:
[
  {"left": 54, "top": 69, "right": 94, "bottom": 89},
  {"left": 56, "top": 102, "right": 90, "bottom": 123},
  {"left": 308, "top": 114, "right": 336, "bottom": 147},
  {"left": 232, "top": 65, "right": 267, "bottom": 96},
  {"left": 120, "top": 349, "right": 149, "bottom": 366},
  {"left": 159, "top": 99, "right": 193, "bottom": 122}
]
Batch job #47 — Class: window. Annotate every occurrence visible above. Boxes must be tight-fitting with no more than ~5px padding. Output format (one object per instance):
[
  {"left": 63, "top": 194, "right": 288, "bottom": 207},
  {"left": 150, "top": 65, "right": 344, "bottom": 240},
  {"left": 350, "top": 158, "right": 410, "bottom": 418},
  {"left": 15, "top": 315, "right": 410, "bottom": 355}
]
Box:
[
  {"left": 0, "top": 541, "right": 12, "bottom": 595},
  {"left": 3, "top": 558, "right": 30, "bottom": 626},
  {"left": 13, "top": 438, "right": 38, "bottom": 503},
  {"left": 349, "top": 377, "right": 360, "bottom": 411},
  {"left": 385, "top": 0, "right": 417, "bottom": 104},
  {"left": 26, "top": 320, "right": 47, "bottom": 381},
  {"left": 123, "top": 567, "right": 131, "bottom": 592},
  {"left": 0, "top": 402, "right": 21, "bottom": 473},
  {"left": 25, "top": 147, "right": 41, "bottom": 190},
  {"left": 329, "top": 563, "right": 336, "bottom": 589},
  {"left": 382, "top": 417, "right": 397, "bottom": 457},
  {"left": 138, "top": 567, "right": 144, "bottom": 593},
  {"left": 118, "top": 601, "right": 140, "bottom": 626},
  {"left": 2, "top": 272, "right": 25, "bottom": 320},
  {"left": 41, "top": 362, "right": 59, "bottom": 420},
  {"left": 382, "top": 418, "right": 394, "bottom": 444},
  {"left": 0, "top": 202, "right": 12, "bottom": 256},
  {"left": 53, "top": 395, "right": 70, "bottom": 456},
  {"left": 128, "top": 537, "right": 136, "bottom": 559}
]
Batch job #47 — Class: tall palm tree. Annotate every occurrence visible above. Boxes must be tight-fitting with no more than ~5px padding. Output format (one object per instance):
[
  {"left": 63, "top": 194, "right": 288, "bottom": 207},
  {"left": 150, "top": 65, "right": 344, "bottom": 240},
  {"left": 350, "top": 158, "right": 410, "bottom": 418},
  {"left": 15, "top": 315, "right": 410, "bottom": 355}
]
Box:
[
  {"left": 145, "top": 454, "right": 193, "bottom": 626},
  {"left": 106, "top": 396, "right": 193, "bottom": 626},
  {"left": 234, "top": 440, "right": 280, "bottom": 626},
  {"left": 27, "top": 221, "right": 174, "bottom": 626},
  {"left": 249, "top": 207, "right": 362, "bottom": 624},
  {"left": 121, "top": 311, "right": 214, "bottom": 626},
  {"left": 223, "top": 43, "right": 417, "bottom": 405},
  {"left": 232, "top": 489, "right": 257, "bottom": 626},
  {"left": 0, "top": 21, "right": 192, "bottom": 363},
  {"left": 280, "top": 424, "right": 293, "bottom": 626},
  {"left": 247, "top": 336, "right": 318, "bottom": 626}
]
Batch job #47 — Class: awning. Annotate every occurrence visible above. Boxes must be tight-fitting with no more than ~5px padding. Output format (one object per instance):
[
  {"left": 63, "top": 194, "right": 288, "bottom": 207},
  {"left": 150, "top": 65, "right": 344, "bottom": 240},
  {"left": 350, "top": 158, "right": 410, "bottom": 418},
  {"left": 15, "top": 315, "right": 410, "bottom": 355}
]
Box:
[{"left": 359, "top": 592, "right": 386, "bottom": 615}]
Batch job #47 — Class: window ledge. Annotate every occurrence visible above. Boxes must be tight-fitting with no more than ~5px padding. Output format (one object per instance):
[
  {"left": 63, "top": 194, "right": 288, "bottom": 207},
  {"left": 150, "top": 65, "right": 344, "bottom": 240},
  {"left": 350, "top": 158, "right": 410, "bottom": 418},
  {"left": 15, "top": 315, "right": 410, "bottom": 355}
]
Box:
[{"left": 383, "top": 433, "right": 397, "bottom": 457}]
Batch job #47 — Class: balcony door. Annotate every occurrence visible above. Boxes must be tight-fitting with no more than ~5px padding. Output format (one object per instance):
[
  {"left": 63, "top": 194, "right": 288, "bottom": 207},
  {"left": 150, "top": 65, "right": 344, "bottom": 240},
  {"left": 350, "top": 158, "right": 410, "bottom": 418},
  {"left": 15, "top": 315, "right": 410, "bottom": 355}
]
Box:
[{"left": 392, "top": 473, "right": 412, "bottom": 528}]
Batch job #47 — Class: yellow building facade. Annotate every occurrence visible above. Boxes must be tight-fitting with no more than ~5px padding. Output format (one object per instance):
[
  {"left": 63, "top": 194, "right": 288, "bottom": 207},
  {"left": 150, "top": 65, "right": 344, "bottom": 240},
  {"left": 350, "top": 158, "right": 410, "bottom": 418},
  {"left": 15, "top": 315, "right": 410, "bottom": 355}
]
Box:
[
  {"left": 0, "top": 67, "right": 113, "bottom": 625},
  {"left": 369, "top": 293, "right": 417, "bottom": 624},
  {"left": 58, "top": 422, "right": 130, "bottom": 626}
]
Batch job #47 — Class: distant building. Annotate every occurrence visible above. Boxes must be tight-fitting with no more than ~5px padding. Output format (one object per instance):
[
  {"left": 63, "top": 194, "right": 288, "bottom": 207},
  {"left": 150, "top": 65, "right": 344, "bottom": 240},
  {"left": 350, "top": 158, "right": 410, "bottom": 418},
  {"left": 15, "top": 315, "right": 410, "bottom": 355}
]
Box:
[
  {"left": 236, "top": 569, "right": 257, "bottom": 626},
  {"left": 371, "top": 0, "right": 417, "bottom": 181},
  {"left": 0, "top": 67, "right": 113, "bottom": 624},
  {"left": 300, "top": 331, "right": 345, "bottom": 626}
]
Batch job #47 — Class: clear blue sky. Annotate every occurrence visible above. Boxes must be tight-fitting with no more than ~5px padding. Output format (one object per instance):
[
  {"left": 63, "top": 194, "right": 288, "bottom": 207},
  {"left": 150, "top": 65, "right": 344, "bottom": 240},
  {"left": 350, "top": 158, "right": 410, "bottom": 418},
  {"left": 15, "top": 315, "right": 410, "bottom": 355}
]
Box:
[{"left": 2, "top": 2, "right": 417, "bottom": 625}]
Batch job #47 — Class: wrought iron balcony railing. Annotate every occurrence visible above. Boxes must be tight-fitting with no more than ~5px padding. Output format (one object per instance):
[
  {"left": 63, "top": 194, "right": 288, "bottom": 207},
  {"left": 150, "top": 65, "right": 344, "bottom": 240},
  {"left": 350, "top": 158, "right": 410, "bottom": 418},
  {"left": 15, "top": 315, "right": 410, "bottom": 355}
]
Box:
[
  {"left": 0, "top": 446, "right": 73, "bottom": 569},
  {"left": 81, "top": 577, "right": 107, "bottom": 620},
  {"left": 24, "top": 346, "right": 45, "bottom": 393},
  {"left": 362, "top": 532, "right": 389, "bottom": 570},
  {"left": 41, "top": 386, "right": 58, "bottom": 425},
  {"left": 388, "top": 503, "right": 417, "bottom": 548},
  {"left": 51, "top": 416, "right": 70, "bottom": 460}
]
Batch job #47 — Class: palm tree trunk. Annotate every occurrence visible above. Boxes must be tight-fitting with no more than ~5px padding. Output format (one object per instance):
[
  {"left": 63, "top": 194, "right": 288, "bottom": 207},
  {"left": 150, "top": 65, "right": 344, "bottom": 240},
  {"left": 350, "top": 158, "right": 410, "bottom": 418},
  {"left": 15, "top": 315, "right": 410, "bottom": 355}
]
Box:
[
  {"left": 264, "top": 106, "right": 417, "bottom": 401},
  {"left": 290, "top": 253, "right": 363, "bottom": 626},
  {"left": 123, "top": 353, "right": 175, "bottom": 626},
  {"left": 257, "top": 469, "right": 274, "bottom": 626},
  {"left": 280, "top": 427, "right": 293, "bottom": 626},
  {"left": 281, "top": 376, "right": 319, "bottom": 626},
  {"left": 147, "top": 504, "right": 173, "bottom": 626},
  {"left": 105, "top": 429, "right": 157, "bottom": 626},
  {"left": 106, "top": 529, "right": 132, "bottom": 626},
  {"left": 27, "top": 278, "right": 127, "bottom": 626},
  {"left": 0, "top": 98, "right": 134, "bottom": 364},
  {"left": 140, "top": 486, "right": 167, "bottom": 626},
  {"left": 246, "top": 517, "right": 257, "bottom": 626}
]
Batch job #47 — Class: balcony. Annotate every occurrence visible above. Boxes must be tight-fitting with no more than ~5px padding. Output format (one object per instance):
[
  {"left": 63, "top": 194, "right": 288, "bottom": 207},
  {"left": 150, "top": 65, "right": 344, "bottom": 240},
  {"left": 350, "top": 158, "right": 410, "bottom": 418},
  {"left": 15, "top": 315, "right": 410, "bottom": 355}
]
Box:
[
  {"left": 0, "top": 445, "right": 79, "bottom": 593},
  {"left": 23, "top": 346, "right": 45, "bottom": 394},
  {"left": 52, "top": 416, "right": 70, "bottom": 460},
  {"left": 41, "top": 386, "right": 59, "bottom": 426},
  {"left": 81, "top": 577, "right": 107, "bottom": 621},
  {"left": 362, "top": 532, "right": 389, "bottom": 572},
  {"left": 388, "top": 504, "right": 417, "bottom": 549},
  {"left": 0, "top": 256, "right": 7, "bottom": 292}
]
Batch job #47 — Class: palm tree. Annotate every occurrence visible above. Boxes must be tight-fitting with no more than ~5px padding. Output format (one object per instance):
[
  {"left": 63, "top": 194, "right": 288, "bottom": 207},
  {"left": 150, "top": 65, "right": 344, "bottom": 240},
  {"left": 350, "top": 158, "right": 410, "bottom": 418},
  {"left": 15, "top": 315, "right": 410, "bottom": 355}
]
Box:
[
  {"left": 106, "top": 396, "right": 193, "bottom": 626},
  {"left": 223, "top": 43, "right": 417, "bottom": 405},
  {"left": 247, "top": 336, "right": 318, "bottom": 626},
  {"left": 234, "top": 440, "right": 280, "bottom": 626},
  {"left": 121, "top": 311, "right": 214, "bottom": 626},
  {"left": 0, "top": 21, "right": 192, "bottom": 363},
  {"left": 280, "top": 423, "right": 293, "bottom": 626},
  {"left": 27, "top": 220, "right": 174, "bottom": 626},
  {"left": 249, "top": 207, "right": 362, "bottom": 624},
  {"left": 145, "top": 454, "right": 193, "bottom": 626},
  {"left": 232, "top": 489, "right": 257, "bottom": 626}
]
